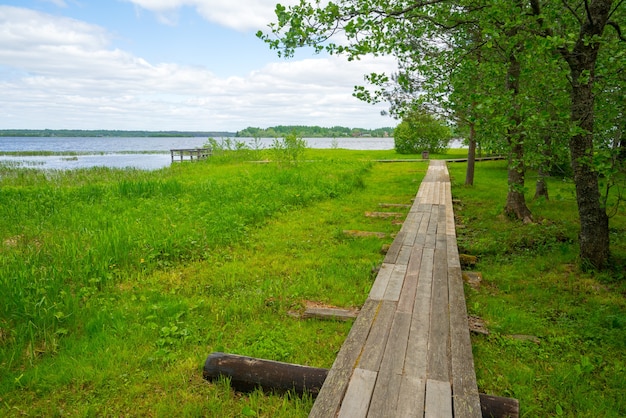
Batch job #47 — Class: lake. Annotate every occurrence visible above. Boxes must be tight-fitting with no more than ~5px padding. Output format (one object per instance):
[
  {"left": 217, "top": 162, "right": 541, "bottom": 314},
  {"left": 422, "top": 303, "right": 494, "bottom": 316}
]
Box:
[{"left": 0, "top": 136, "right": 396, "bottom": 170}]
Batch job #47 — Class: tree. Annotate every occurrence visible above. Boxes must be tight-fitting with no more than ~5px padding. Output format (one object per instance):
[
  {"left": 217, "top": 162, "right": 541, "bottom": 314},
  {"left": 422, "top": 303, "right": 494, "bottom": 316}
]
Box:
[
  {"left": 532, "top": 0, "right": 624, "bottom": 268},
  {"left": 393, "top": 109, "right": 451, "bottom": 154},
  {"left": 259, "top": 0, "right": 625, "bottom": 268}
]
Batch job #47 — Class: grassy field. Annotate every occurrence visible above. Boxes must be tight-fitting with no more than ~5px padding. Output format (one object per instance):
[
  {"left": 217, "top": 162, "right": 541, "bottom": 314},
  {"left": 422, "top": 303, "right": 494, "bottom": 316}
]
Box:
[
  {"left": 448, "top": 160, "right": 626, "bottom": 417},
  {"left": 1, "top": 148, "right": 624, "bottom": 417}
]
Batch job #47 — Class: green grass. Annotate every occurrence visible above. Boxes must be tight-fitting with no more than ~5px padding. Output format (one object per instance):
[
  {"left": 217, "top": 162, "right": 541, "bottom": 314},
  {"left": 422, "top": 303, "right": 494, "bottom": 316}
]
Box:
[
  {"left": 0, "top": 150, "right": 424, "bottom": 416},
  {"left": 448, "top": 160, "right": 626, "bottom": 417},
  {"left": 1, "top": 151, "right": 624, "bottom": 417}
]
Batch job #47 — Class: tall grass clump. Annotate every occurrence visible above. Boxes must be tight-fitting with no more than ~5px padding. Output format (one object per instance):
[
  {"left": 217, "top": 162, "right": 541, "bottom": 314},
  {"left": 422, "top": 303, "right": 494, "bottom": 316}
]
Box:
[
  {"left": 271, "top": 133, "right": 308, "bottom": 165},
  {"left": 0, "top": 156, "right": 371, "bottom": 369},
  {"left": 205, "top": 137, "right": 264, "bottom": 163}
]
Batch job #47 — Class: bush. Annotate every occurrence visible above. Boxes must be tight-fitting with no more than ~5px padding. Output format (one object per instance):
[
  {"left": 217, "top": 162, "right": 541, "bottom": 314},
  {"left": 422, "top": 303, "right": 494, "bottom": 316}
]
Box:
[
  {"left": 271, "top": 132, "right": 307, "bottom": 165},
  {"left": 394, "top": 110, "right": 452, "bottom": 154}
]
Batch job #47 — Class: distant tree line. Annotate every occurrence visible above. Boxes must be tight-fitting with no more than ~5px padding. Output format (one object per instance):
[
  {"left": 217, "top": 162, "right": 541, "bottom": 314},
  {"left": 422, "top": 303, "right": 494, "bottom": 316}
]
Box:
[
  {"left": 236, "top": 125, "right": 394, "bottom": 138},
  {"left": 0, "top": 129, "right": 236, "bottom": 138}
]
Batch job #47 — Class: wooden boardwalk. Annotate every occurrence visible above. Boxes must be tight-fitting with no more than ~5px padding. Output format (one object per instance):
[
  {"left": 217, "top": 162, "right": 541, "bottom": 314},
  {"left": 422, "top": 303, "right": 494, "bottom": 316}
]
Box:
[{"left": 310, "top": 160, "right": 481, "bottom": 417}]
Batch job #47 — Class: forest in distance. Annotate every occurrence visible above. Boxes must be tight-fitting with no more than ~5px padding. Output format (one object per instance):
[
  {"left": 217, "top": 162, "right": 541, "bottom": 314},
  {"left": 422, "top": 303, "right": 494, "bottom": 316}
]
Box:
[
  {"left": 1, "top": 126, "right": 395, "bottom": 139},
  {"left": 235, "top": 125, "right": 394, "bottom": 138}
]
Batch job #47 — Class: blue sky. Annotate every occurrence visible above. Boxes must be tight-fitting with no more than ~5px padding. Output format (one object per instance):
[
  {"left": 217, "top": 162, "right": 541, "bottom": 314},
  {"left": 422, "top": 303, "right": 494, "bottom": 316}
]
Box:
[{"left": 0, "top": 1, "right": 397, "bottom": 131}]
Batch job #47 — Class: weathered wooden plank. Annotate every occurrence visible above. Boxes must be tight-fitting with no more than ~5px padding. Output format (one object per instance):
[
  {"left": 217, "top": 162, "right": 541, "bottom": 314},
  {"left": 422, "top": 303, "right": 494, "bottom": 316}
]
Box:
[
  {"left": 446, "top": 211, "right": 457, "bottom": 240},
  {"left": 384, "top": 211, "right": 421, "bottom": 264},
  {"left": 367, "top": 311, "right": 411, "bottom": 416},
  {"left": 414, "top": 207, "right": 431, "bottom": 247},
  {"left": 369, "top": 263, "right": 394, "bottom": 301},
  {"left": 427, "top": 246, "right": 450, "bottom": 382},
  {"left": 447, "top": 234, "right": 462, "bottom": 271},
  {"left": 432, "top": 179, "right": 441, "bottom": 204},
  {"left": 383, "top": 264, "right": 407, "bottom": 302},
  {"left": 343, "top": 230, "right": 388, "bottom": 238},
  {"left": 396, "top": 376, "right": 426, "bottom": 417},
  {"left": 365, "top": 211, "right": 405, "bottom": 218},
  {"left": 301, "top": 307, "right": 359, "bottom": 321},
  {"left": 425, "top": 205, "right": 439, "bottom": 249},
  {"left": 449, "top": 265, "right": 482, "bottom": 418},
  {"left": 404, "top": 247, "right": 435, "bottom": 379},
  {"left": 416, "top": 202, "right": 433, "bottom": 214},
  {"left": 359, "top": 300, "right": 397, "bottom": 372},
  {"left": 383, "top": 230, "right": 405, "bottom": 264},
  {"left": 309, "top": 299, "right": 380, "bottom": 418},
  {"left": 426, "top": 181, "right": 438, "bottom": 204},
  {"left": 401, "top": 212, "right": 422, "bottom": 247},
  {"left": 337, "top": 368, "right": 378, "bottom": 418},
  {"left": 379, "top": 203, "right": 412, "bottom": 208},
  {"left": 436, "top": 205, "right": 448, "bottom": 249},
  {"left": 397, "top": 246, "right": 422, "bottom": 313},
  {"left": 425, "top": 379, "right": 453, "bottom": 418},
  {"left": 396, "top": 245, "right": 413, "bottom": 266}
]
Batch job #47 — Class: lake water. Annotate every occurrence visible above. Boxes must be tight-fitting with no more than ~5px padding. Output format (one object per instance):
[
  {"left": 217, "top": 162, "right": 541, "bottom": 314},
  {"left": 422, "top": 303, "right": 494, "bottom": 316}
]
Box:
[{"left": 0, "top": 136, "right": 396, "bottom": 170}]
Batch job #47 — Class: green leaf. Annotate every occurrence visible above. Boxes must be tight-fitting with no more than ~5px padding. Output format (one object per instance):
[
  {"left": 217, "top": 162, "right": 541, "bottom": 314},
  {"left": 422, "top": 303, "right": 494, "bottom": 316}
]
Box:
[{"left": 241, "top": 406, "right": 257, "bottom": 417}]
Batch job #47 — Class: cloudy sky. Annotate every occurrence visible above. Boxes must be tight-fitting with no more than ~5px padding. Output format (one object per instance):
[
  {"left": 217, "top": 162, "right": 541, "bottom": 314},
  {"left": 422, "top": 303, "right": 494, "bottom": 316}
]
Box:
[{"left": 0, "top": 1, "right": 398, "bottom": 132}]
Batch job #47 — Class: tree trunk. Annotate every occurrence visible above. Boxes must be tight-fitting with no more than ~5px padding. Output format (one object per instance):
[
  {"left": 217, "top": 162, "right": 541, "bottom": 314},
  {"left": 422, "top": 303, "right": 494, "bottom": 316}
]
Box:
[
  {"left": 465, "top": 122, "right": 477, "bottom": 186},
  {"left": 504, "top": 51, "right": 533, "bottom": 223},
  {"left": 534, "top": 170, "right": 549, "bottom": 200},
  {"left": 560, "top": 0, "right": 612, "bottom": 269},
  {"left": 506, "top": 140, "right": 533, "bottom": 223},
  {"left": 534, "top": 135, "right": 552, "bottom": 200}
]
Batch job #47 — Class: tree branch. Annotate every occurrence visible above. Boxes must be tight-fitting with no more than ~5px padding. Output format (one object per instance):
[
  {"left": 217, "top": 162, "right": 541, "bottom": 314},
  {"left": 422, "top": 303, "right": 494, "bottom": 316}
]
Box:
[
  {"left": 584, "top": 0, "right": 594, "bottom": 25},
  {"left": 561, "top": 0, "right": 583, "bottom": 25},
  {"left": 609, "top": 0, "right": 626, "bottom": 19},
  {"left": 607, "top": 21, "right": 626, "bottom": 41}
]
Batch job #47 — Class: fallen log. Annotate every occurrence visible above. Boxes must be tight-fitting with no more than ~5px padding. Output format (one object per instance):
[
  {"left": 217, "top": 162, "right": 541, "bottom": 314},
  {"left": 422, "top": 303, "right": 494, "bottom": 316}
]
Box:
[
  {"left": 480, "top": 393, "right": 520, "bottom": 418},
  {"left": 203, "top": 352, "right": 328, "bottom": 396}
]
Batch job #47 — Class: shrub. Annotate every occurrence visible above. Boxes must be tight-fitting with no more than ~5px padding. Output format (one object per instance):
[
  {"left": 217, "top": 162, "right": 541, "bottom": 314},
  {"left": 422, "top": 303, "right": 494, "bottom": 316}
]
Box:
[
  {"left": 394, "top": 110, "right": 452, "bottom": 154},
  {"left": 271, "top": 132, "right": 307, "bottom": 165}
]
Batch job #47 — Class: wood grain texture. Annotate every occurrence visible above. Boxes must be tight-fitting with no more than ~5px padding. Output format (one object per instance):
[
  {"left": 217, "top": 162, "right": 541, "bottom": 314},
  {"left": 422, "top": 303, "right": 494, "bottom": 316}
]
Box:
[
  {"left": 309, "top": 299, "right": 380, "bottom": 418},
  {"left": 367, "top": 311, "right": 411, "bottom": 416},
  {"left": 425, "top": 379, "right": 453, "bottom": 418},
  {"left": 337, "top": 368, "right": 378, "bottom": 418}
]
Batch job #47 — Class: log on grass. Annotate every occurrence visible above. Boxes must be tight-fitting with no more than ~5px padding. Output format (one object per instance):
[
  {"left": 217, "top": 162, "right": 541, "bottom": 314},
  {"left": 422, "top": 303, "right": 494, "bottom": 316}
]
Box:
[
  {"left": 479, "top": 393, "right": 520, "bottom": 418},
  {"left": 203, "top": 352, "right": 328, "bottom": 396}
]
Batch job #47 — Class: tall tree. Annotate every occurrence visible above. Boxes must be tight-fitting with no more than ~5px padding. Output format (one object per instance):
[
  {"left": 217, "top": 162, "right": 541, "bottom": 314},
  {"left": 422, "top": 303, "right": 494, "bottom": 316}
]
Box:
[
  {"left": 533, "top": 0, "right": 624, "bottom": 268},
  {"left": 259, "top": 0, "right": 625, "bottom": 268}
]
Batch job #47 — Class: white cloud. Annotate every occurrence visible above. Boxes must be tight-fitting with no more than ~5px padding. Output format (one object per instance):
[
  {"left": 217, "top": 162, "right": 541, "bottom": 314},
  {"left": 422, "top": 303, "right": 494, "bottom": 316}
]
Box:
[
  {"left": 124, "top": 0, "right": 298, "bottom": 31},
  {"left": 0, "top": 5, "right": 396, "bottom": 130}
]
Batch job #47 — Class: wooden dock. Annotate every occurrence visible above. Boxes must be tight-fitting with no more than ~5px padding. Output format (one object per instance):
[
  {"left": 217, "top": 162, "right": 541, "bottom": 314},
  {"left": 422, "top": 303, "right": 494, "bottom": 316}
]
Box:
[
  {"left": 170, "top": 148, "right": 212, "bottom": 162},
  {"left": 310, "top": 160, "right": 481, "bottom": 417}
]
